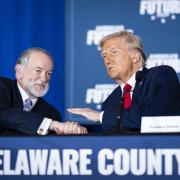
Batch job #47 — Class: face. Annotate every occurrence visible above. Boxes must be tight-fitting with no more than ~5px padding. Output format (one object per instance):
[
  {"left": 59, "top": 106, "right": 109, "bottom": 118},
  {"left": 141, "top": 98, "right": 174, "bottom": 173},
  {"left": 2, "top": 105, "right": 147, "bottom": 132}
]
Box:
[
  {"left": 101, "top": 38, "right": 134, "bottom": 83},
  {"left": 17, "top": 51, "right": 53, "bottom": 98}
]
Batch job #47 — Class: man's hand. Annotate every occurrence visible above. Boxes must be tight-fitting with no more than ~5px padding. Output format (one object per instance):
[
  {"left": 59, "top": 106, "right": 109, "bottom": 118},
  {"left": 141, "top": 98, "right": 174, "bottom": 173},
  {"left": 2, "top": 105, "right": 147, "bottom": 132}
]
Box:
[
  {"left": 67, "top": 108, "right": 100, "bottom": 122},
  {"left": 49, "top": 121, "right": 88, "bottom": 135}
]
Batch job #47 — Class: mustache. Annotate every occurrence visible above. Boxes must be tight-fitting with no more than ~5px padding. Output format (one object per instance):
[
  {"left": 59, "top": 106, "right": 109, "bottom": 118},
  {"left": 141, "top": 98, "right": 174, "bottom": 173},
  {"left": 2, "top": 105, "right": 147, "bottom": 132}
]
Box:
[{"left": 35, "top": 81, "right": 49, "bottom": 87}]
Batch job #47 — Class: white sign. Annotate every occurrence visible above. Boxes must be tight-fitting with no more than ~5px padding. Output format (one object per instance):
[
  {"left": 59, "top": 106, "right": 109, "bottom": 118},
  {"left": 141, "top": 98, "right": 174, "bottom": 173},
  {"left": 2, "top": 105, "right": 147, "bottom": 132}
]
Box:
[
  {"left": 86, "top": 25, "right": 133, "bottom": 50},
  {"left": 141, "top": 116, "right": 180, "bottom": 133},
  {"left": 146, "top": 53, "right": 180, "bottom": 73},
  {"left": 86, "top": 84, "right": 118, "bottom": 109},
  {"left": 139, "top": 0, "right": 180, "bottom": 24},
  {"left": 1, "top": 148, "right": 180, "bottom": 176}
]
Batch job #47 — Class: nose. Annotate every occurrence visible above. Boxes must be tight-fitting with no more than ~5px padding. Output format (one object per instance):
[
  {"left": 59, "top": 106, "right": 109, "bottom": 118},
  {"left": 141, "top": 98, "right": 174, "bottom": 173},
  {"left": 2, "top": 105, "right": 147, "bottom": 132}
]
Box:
[
  {"left": 40, "top": 71, "right": 48, "bottom": 83},
  {"left": 104, "top": 55, "right": 111, "bottom": 65}
]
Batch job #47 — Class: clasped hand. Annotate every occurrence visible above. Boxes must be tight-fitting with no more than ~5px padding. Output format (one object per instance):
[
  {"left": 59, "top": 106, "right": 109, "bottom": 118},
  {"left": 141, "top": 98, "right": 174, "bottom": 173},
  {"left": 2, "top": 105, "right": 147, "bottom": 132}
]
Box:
[{"left": 50, "top": 121, "right": 88, "bottom": 135}]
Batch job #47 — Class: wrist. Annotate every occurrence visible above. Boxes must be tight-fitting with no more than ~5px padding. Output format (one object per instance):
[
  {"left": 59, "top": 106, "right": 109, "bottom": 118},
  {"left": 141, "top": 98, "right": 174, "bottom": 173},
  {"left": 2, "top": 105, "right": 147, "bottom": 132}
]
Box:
[{"left": 49, "top": 120, "right": 56, "bottom": 131}]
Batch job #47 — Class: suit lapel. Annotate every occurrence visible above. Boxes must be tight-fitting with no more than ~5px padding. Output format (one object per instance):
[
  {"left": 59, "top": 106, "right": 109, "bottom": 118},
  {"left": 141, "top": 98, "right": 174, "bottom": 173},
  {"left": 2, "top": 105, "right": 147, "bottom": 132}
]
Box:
[
  {"left": 12, "top": 80, "right": 24, "bottom": 108},
  {"left": 132, "top": 67, "right": 148, "bottom": 102},
  {"left": 32, "top": 98, "right": 44, "bottom": 112}
]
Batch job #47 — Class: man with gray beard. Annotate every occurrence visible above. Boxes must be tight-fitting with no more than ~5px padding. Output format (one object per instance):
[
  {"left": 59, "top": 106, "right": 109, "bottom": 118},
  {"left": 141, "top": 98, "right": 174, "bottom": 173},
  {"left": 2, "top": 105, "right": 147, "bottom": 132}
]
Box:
[{"left": 0, "top": 47, "right": 87, "bottom": 135}]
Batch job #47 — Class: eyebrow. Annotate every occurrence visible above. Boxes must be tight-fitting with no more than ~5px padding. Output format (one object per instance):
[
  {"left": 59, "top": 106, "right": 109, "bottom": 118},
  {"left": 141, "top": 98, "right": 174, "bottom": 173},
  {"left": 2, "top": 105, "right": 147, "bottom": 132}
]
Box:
[
  {"left": 33, "top": 66, "right": 52, "bottom": 72},
  {"left": 101, "top": 47, "right": 118, "bottom": 54}
]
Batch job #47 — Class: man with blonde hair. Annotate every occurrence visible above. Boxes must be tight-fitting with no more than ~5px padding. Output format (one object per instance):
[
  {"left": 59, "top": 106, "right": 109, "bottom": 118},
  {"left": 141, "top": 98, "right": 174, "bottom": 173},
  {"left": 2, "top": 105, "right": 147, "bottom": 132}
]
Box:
[{"left": 68, "top": 31, "right": 180, "bottom": 133}]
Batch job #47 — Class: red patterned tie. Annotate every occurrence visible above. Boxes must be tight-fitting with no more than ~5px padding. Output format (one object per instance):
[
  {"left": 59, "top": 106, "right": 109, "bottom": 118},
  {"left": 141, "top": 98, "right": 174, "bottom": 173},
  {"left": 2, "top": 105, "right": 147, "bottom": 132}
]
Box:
[{"left": 123, "top": 83, "right": 132, "bottom": 109}]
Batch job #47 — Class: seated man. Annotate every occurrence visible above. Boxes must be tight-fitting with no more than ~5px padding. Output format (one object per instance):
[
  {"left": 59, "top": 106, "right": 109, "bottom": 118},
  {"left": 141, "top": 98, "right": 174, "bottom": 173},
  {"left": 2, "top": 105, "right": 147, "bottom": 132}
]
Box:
[
  {"left": 0, "top": 47, "right": 87, "bottom": 135},
  {"left": 68, "top": 31, "right": 180, "bottom": 132}
]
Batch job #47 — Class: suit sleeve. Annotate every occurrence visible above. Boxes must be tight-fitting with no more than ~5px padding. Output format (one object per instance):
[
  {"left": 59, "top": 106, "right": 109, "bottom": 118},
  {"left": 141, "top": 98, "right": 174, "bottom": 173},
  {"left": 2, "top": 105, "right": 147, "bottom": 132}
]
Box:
[
  {"left": 121, "top": 66, "right": 180, "bottom": 129},
  {"left": 0, "top": 81, "right": 50, "bottom": 135},
  {"left": 101, "top": 66, "right": 180, "bottom": 131}
]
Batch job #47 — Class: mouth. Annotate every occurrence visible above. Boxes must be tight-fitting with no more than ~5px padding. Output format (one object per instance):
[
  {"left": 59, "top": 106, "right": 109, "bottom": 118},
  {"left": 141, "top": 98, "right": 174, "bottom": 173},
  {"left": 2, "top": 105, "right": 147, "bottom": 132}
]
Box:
[
  {"left": 36, "top": 84, "right": 46, "bottom": 89},
  {"left": 107, "top": 66, "right": 114, "bottom": 71}
]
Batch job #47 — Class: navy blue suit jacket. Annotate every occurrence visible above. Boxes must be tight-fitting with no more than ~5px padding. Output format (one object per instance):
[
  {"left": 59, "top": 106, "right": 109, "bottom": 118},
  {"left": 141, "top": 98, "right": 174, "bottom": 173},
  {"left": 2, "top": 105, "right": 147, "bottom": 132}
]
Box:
[
  {"left": 0, "top": 77, "right": 61, "bottom": 135},
  {"left": 101, "top": 65, "right": 180, "bottom": 132}
]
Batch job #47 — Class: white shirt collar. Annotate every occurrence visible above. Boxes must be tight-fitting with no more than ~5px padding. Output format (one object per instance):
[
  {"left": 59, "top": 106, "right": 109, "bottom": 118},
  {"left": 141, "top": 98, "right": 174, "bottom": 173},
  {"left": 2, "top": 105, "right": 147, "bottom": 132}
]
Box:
[
  {"left": 120, "top": 67, "right": 143, "bottom": 92},
  {"left": 120, "top": 74, "right": 136, "bottom": 92},
  {"left": 17, "top": 82, "right": 38, "bottom": 107}
]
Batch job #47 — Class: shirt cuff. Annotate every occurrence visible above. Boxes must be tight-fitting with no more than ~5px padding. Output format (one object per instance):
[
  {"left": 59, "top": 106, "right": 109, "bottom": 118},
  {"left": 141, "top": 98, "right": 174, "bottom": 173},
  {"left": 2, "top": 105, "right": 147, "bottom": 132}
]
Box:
[
  {"left": 99, "top": 111, "right": 104, "bottom": 124},
  {"left": 37, "top": 118, "right": 52, "bottom": 135}
]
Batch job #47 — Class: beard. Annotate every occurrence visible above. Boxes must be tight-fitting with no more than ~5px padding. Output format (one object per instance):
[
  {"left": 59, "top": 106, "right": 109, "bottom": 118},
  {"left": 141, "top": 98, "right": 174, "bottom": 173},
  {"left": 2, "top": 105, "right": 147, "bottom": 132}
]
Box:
[{"left": 22, "top": 77, "right": 49, "bottom": 98}]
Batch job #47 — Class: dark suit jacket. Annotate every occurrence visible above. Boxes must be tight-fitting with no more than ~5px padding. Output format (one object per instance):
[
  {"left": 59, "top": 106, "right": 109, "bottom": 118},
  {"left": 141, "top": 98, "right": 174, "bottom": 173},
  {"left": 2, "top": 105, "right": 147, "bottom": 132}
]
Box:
[
  {"left": 101, "top": 65, "right": 180, "bottom": 132},
  {"left": 0, "top": 77, "right": 61, "bottom": 135}
]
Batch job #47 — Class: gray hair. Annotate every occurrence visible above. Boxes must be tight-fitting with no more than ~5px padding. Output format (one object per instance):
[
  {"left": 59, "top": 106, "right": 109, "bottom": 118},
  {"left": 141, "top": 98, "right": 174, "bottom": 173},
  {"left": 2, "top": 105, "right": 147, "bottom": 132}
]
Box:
[
  {"left": 16, "top": 47, "right": 53, "bottom": 66},
  {"left": 100, "top": 31, "right": 146, "bottom": 63}
]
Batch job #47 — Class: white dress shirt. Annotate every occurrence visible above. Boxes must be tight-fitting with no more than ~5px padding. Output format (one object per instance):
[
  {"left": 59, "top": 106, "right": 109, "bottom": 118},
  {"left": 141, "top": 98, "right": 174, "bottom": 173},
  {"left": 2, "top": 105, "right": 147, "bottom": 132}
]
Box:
[{"left": 17, "top": 83, "right": 52, "bottom": 135}]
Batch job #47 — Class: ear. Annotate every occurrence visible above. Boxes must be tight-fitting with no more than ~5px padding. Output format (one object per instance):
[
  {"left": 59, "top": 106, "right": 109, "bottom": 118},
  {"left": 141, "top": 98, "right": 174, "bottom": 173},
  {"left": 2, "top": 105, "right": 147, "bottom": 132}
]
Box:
[
  {"left": 15, "top": 64, "right": 24, "bottom": 80},
  {"left": 131, "top": 51, "right": 141, "bottom": 63}
]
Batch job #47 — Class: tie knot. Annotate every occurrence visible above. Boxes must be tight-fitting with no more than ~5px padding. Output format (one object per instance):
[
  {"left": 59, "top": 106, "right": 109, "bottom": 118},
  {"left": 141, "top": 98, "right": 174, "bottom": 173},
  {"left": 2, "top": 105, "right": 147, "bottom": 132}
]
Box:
[
  {"left": 123, "top": 83, "right": 132, "bottom": 92},
  {"left": 23, "top": 98, "right": 33, "bottom": 111}
]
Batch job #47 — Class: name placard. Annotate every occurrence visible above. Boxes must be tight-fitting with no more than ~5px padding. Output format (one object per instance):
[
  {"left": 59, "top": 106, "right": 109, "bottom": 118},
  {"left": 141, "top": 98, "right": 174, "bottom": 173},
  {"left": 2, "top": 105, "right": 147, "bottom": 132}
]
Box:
[{"left": 141, "top": 116, "right": 180, "bottom": 133}]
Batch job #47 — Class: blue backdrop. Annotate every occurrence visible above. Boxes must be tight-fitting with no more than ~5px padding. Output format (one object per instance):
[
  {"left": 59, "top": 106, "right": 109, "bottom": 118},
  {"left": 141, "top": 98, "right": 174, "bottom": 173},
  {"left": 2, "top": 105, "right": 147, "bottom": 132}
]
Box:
[
  {"left": 0, "top": 0, "right": 179, "bottom": 124},
  {"left": 0, "top": 0, "right": 65, "bottom": 117},
  {"left": 65, "top": 0, "right": 180, "bottom": 124}
]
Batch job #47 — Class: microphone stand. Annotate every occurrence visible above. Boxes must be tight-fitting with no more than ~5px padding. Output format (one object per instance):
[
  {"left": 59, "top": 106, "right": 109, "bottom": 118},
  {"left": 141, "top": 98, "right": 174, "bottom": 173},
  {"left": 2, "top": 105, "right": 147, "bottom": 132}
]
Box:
[{"left": 116, "top": 100, "right": 124, "bottom": 132}]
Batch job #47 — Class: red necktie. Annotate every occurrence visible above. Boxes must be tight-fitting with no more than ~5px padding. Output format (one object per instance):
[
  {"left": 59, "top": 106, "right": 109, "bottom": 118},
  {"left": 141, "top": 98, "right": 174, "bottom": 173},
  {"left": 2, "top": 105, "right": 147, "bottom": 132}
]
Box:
[{"left": 123, "top": 83, "right": 132, "bottom": 109}]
